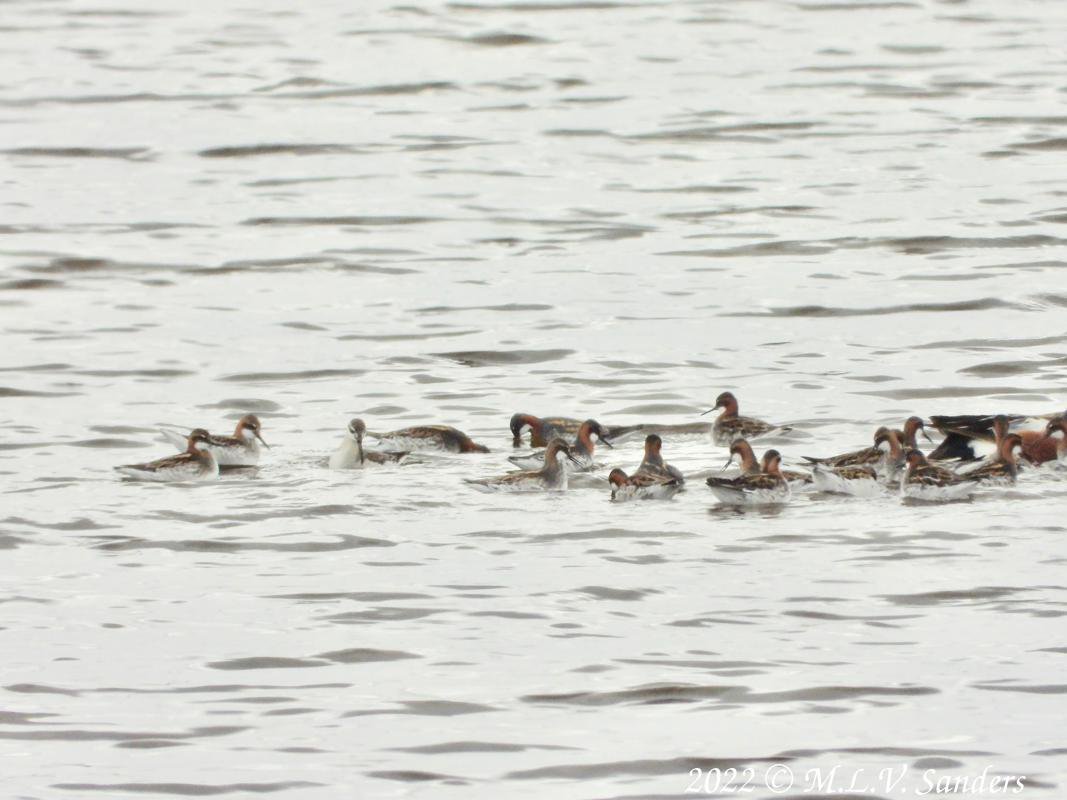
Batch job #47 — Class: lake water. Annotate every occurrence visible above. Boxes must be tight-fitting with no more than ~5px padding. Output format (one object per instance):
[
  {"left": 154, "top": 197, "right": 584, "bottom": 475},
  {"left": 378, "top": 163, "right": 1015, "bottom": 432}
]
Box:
[{"left": 2, "top": 0, "right": 1067, "bottom": 798}]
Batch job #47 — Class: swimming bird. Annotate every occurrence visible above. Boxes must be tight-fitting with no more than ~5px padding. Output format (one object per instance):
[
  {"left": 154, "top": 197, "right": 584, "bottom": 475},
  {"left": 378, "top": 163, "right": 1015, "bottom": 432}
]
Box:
[
  {"left": 901, "top": 416, "right": 932, "bottom": 450},
  {"left": 723, "top": 438, "right": 811, "bottom": 488},
  {"left": 811, "top": 463, "right": 884, "bottom": 497},
  {"left": 161, "top": 413, "right": 268, "bottom": 466},
  {"left": 926, "top": 411, "right": 1062, "bottom": 461},
  {"left": 927, "top": 418, "right": 996, "bottom": 461},
  {"left": 702, "top": 391, "right": 790, "bottom": 446},
  {"left": 802, "top": 426, "right": 902, "bottom": 479},
  {"left": 466, "top": 438, "right": 581, "bottom": 492},
  {"left": 802, "top": 426, "right": 888, "bottom": 469},
  {"left": 900, "top": 449, "right": 976, "bottom": 501},
  {"left": 116, "top": 429, "right": 219, "bottom": 482},
  {"left": 591, "top": 421, "right": 714, "bottom": 443},
  {"left": 706, "top": 449, "right": 790, "bottom": 505},
  {"left": 329, "top": 419, "right": 409, "bottom": 469},
  {"left": 635, "top": 434, "right": 685, "bottom": 484},
  {"left": 881, "top": 429, "right": 912, "bottom": 483},
  {"left": 964, "top": 433, "right": 1023, "bottom": 486},
  {"left": 1044, "top": 417, "right": 1067, "bottom": 465},
  {"left": 608, "top": 468, "right": 681, "bottom": 501},
  {"left": 510, "top": 414, "right": 583, "bottom": 448},
  {"left": 954, "top": 414, "right": 1060, "bottom": 468},
  {"left": 367, "top": 424, "right": 489, "bottom": 453},
  {"left": 508, "top": 419, "right": 612, "bottom": 470},
  {"left": 1003, "top": 416, "right": 1060, "bottom": 465}
]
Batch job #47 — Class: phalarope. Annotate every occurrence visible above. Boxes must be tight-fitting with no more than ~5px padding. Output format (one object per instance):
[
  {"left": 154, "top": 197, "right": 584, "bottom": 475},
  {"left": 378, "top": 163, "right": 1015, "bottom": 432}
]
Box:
[
  {"left": 954, "top": 415, "right": 1013, "bottom": 475},
  {"left": 954, "top": 414, "right": 1058, "bottom": 469},
  {"left": 1044, "top": 417, "right": 1067, "bottom": 465},
  {"left": 803, "top": 426, "right": 901, "bottom": 479},
  {"left": 161, "top": 413, "right": 267, "bottom": 466},
  {"left": 466, "top": 438, "right": 581, "bottom": 492},
  {"left": 882, "top": 428, "right": 911, "bottom": 482},
  {"left": 811, "top": 463, "right": 883, "bottom": 497},
  {"left": 925, "top": 412, "right": 1062, "bottom": 462},
  {"left": 1004, "top": 415, "right": 1059, "bottom": 465},
  {"left": 802, "top": 426, "right": 888, "bottom": 468},
  {"left": 608, "top": 468, "right": 681, "bottom": 501},
  {"left": 702, "top": 391, "right": 789, "bottom": 447},
  {"left": 591, "top": 421, "right": 713, "bottom": 444},
  {"left": 706, "top": 448, "right": 790, "bottom": 505},
  {"left": 964, "top": 433, "right": 1023, "bottom": 486},
  {"left": 635, "top": 434, "right": 685, "bottom": 484},
  {"left": 367, "top": 425, "right": 489, "bottom": 453},
  {"left": 901, "top": 416, "right": 932, "bottom": 450},
  {"left": 509, "top": 414, "right": 583, "bottom": 448},
  {"left": 724, "top": 438, "right": 811, "bottom": 488},
  {"left": 116, "top": 429, "right": 219, "bottom": 482},
  {"left": 509, "top": 418, "right": 612, "bottom": 470},
  {"left": 900, "top": 449, "right": 976, "bottom": 501},
  {"left": 329, "top": 419, "right": 409, "bottom": 469}
]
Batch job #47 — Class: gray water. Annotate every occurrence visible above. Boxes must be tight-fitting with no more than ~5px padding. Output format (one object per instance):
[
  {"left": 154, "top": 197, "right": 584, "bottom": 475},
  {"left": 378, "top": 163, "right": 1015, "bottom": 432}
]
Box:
[{"left": 2, "top": 0, "right": 1067, "bottom": 798}]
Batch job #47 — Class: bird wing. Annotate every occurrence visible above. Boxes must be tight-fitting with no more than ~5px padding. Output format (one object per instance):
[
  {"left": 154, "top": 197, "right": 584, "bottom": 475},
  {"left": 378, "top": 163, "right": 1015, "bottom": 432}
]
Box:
[
  {"left": 366, "top": 451, "right": 408, "bottom": 464},
  {"left": 631, "top": 472, "right": 677, "bottom": 489},
  {"left": 122, "top": 452, "right": 198, "bottom": 473},
  {"left": 835, "top": 466, "right": 877, "bottom": 480}
]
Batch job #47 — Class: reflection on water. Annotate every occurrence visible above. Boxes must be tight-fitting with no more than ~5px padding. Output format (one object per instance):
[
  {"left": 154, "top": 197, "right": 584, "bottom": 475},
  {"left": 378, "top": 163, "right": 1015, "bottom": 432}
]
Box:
[{"left": 2, "top": 0, "right": 1067, "bottom": 797}]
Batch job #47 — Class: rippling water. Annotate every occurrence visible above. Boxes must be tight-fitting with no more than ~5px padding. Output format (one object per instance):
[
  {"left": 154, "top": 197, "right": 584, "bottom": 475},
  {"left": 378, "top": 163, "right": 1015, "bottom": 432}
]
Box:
[{"left": 3, "top": 0, "right": 1067, "bottom": 797}]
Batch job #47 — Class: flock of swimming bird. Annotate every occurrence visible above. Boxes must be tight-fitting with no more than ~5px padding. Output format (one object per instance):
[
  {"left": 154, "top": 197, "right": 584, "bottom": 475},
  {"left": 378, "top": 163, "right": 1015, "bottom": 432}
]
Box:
[{"left": 115, "top": 391, "right": 1067, "bottom": 504}]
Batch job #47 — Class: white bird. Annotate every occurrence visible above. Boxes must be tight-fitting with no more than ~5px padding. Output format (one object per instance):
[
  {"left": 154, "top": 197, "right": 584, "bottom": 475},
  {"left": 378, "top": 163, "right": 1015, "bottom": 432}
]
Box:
[{"left": 330, "top": 419, "right": 408, "bottom": 469}]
